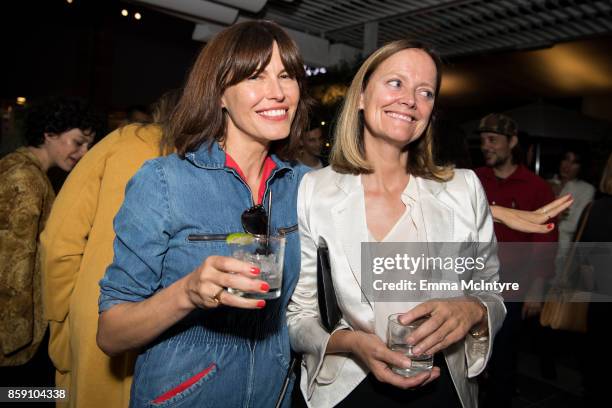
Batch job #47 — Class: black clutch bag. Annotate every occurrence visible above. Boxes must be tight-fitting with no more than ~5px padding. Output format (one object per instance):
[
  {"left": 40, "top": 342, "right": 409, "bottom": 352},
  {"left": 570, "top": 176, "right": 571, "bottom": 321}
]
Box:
[
  {"left": 274, "top": 237, "right": 341, "bottom": 408},
  {"left": 317, "top": 237, "right": 342, "bottom": 332}
]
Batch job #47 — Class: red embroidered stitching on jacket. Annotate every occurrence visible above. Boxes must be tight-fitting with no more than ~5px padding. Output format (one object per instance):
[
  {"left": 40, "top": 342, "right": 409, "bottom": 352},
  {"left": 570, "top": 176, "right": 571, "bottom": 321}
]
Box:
[{"left": 152, "top": 363, "right": 216, "bottom": 404}]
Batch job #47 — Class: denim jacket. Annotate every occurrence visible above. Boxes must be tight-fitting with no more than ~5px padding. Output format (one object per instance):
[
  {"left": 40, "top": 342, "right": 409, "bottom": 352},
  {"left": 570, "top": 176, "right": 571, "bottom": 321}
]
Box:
[{"left": 99, "top": 141, "right": 309, "bottom": 408}]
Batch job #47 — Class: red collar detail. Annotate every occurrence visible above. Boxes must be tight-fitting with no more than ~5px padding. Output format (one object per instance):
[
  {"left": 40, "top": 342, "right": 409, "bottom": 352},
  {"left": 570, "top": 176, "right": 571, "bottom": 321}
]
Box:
[{"left": 225, "top": 153, "right": 277, "bottom": 205}]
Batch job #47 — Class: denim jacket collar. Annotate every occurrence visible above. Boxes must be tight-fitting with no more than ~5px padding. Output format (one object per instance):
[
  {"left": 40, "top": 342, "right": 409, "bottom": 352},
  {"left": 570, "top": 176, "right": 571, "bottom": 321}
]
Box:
[{"left": 185, "top": 140, "right": 294, "bottom": 177}]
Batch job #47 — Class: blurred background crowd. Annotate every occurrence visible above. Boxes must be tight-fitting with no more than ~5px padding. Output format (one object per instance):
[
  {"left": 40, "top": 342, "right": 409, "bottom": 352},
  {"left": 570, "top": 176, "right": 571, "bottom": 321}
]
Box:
[{"left": 1, "top": 1, "right": 612, "bottom": 407}]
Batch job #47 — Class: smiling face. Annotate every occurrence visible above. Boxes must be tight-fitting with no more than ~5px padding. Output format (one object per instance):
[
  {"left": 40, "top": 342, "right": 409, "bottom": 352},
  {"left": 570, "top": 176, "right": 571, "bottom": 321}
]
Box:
[
  {"left": 44, "top": 128, "right": 94, "bottom": 171},
  {"left": 221, "top": 42, "right": 300, "bottom": 146},
  {"left": 359, "top": 48, "right": 437, "bottom": 148},
  {"left": 480, "top": 132, "right": 516, "bottom": 168}
]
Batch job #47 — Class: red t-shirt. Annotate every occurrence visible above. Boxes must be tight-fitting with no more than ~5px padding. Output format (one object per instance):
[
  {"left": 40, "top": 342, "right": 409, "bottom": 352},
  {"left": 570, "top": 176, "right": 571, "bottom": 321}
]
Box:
[
  {"left": 225, "top": 154, "right": 277, "bottom": 205},
  {"left": 475, "top": 165, "right": 558, "bottom": 285},
  {"left": 475, "top": 165, "right": 558, "bottom": 243}
]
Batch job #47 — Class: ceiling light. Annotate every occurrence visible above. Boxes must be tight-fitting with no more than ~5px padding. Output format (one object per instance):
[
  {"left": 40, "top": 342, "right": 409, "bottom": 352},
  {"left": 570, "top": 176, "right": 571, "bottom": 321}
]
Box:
[
  {"left": 66, "top": 0, "right": 73, "bottom": 4},
  {"left": 121, "top": 9, "right": 128, "bottom": 17},
  {"left": 134, "top": 12, "right": 142, "bottom": 20}
]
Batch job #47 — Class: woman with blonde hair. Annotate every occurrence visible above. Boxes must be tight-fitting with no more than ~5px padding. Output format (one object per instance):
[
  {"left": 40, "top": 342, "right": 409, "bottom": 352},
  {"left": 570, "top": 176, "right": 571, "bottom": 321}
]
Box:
[{"left": 288, "top": 40, "right": 505, "bottom": 407}]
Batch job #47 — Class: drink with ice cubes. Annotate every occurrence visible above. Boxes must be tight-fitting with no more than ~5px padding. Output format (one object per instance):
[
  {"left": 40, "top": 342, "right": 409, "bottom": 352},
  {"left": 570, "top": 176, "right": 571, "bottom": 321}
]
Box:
[{"left": 228, "top": 235, "right": 285, "bottom": 300}]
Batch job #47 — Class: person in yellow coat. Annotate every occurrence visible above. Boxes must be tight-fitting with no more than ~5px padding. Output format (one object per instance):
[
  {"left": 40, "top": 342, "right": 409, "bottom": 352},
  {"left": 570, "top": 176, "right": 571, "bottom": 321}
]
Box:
[{"left": 40, "top": 92, "right": 174, "bottom": 407}]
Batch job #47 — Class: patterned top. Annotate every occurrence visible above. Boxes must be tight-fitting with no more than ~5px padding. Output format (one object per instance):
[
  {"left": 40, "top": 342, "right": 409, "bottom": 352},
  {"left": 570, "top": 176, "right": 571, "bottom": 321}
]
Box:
[{"left": 0, "top": 147, "right": 54, "bottom": 366}]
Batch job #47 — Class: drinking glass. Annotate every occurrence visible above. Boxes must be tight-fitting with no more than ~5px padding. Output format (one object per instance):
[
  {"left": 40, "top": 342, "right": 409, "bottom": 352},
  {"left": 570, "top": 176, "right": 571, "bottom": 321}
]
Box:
[
  {"left": 228, "top": 235, "right": 285, "bottom": 300},
  {"left": 387, "top": 314, "right": 433, "bottom": 376}
]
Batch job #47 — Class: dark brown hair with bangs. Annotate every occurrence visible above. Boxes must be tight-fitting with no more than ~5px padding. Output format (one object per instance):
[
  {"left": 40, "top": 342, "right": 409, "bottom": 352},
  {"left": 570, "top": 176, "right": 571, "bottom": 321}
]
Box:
[{"left": 169, "top": 20, "right": 310, "bottom": 160}]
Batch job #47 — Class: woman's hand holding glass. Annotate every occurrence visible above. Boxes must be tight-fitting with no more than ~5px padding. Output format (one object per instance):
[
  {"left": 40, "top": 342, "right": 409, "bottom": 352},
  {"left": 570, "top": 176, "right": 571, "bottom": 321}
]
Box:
[
  {"left": 183, "top": 255, "right": 270, "bottom": 310},
  {"left": 347, "top": 331, "right": 441, "bottom": 389},
  {"left": 398, "top": 297, "right": 486, "bottom": 356}
]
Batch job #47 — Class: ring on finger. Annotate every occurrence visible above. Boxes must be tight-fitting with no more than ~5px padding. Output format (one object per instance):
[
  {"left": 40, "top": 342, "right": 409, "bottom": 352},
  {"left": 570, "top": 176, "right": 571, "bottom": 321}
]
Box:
[{"left": 211, "top": 287, "right": 225, "bottom": 305}]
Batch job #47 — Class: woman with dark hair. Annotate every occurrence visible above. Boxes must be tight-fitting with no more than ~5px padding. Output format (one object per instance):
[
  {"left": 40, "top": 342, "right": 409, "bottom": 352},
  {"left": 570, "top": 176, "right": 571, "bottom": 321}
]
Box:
[
  {"left": 96, "top": 21, "right": 311, "bottom": 407},
  {"left": 40, "top": 90, "right": 180, "bottom": 408},
  {"left": 288, "top": 40, "right": 505, "bottom": 407},
  {"left": 549, "top": 149, "right": 595, "bottom": 246},
  {"left": 0, "top": 97, "right": 97, "bottom": 376}
]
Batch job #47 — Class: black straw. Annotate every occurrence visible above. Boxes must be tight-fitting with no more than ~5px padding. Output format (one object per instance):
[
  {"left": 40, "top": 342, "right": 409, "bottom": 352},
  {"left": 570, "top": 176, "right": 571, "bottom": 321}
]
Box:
[{"left": 267, "top": 189, "right": 272, "bottom": 238}]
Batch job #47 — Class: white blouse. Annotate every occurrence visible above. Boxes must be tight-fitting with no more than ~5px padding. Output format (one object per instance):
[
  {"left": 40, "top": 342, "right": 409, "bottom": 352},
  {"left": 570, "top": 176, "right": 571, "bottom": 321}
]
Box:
[{"left": 364, "top": 176, "right": 428, "bottom": 341}]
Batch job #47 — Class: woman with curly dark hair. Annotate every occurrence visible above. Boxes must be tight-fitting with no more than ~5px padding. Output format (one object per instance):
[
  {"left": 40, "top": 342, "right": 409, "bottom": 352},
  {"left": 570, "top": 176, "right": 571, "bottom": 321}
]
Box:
[
  {"left": 0, "top": 97, "right": 99, "bottom": 377},
  {"left": 40, "top": 91, "right": 179, "bottom": 408}
]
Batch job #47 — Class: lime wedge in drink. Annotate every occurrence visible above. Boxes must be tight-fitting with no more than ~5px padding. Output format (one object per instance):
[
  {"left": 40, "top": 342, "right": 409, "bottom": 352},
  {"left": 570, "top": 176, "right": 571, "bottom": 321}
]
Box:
[{"left": 226, "top": 232, "right": 254, "bottom": 245}]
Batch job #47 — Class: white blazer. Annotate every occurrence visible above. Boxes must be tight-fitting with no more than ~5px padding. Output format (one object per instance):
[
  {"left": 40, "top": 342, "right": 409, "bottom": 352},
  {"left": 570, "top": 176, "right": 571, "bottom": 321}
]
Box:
[{"left": 287, "top": 167, "right": 506, "bottom": 408}]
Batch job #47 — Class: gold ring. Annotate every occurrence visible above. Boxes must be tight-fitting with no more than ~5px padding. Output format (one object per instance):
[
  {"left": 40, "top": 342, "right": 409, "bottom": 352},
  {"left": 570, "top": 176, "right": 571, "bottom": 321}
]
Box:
[{"left": 212, "top": 287, "right": 225, "bottom": 305}]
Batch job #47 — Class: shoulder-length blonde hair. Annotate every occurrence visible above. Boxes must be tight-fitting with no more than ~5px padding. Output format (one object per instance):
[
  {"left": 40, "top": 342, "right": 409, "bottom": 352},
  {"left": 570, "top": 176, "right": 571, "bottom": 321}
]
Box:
[
  {"left": 330, "top": 39, "right": 453, "bottom": 181},
  {"left": 168, "top": 20, "right": 311, "bottom": 160}
]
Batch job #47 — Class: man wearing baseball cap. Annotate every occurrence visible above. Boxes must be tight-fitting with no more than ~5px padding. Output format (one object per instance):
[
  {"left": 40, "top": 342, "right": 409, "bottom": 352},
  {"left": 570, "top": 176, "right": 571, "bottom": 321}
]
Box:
[{"left": 475, "top": 113, "right": 557, "bottom": 408}]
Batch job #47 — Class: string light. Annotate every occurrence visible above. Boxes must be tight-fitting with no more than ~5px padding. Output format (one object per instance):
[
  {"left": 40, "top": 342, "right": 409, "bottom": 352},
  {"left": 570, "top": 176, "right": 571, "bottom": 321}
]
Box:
[
  {"left": 304, "top": 65, "right": 328, "bottom": 77},
  {"left": 16, "top": 97, "right": 27, "bottom": 106}
]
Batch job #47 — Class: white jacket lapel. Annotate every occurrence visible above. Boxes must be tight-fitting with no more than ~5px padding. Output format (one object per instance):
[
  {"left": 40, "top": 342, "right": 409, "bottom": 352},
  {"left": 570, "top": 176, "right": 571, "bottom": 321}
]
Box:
[
  {"left": 330, "top": 173, "right": 372, "bottom": 304},
  {"left": 416, "top": 176, "right": 454, "bottom": 242},
  {"left": 329, "top": 174, "right": 454, "bottom": 306}
]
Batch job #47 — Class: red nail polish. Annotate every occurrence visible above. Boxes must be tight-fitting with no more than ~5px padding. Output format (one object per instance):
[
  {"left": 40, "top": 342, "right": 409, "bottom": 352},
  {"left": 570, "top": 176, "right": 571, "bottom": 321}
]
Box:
[
  {"left": 547, "top": 223, "right": 554, "bottom": 230},
  {"left": 257, "top": 300, "right": 266, "bottom": 308},
  {"left": 250, "top": 267, "right": 260, "bottom": 275},
  {"left": 260, "top": 282, "right": 270, "bottom": 292}
]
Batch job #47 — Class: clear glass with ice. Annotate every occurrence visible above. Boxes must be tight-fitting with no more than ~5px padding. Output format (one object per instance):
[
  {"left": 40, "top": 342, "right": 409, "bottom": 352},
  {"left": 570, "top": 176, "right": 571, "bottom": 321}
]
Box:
[{"left": 228, "top": 235, "right": 285, "bottom": 300}]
